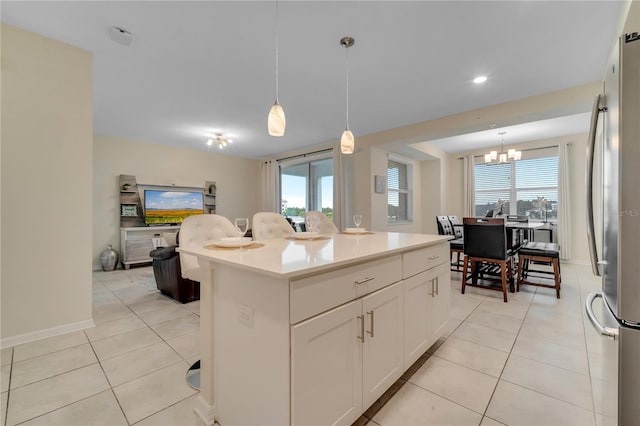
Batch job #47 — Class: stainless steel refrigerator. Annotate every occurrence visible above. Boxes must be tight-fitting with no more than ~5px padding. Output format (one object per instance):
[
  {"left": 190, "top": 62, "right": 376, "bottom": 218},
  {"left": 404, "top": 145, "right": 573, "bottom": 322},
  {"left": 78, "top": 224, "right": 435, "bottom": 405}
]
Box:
[{"left": 585, "top": 32, "right": 640, "bottom": 426}]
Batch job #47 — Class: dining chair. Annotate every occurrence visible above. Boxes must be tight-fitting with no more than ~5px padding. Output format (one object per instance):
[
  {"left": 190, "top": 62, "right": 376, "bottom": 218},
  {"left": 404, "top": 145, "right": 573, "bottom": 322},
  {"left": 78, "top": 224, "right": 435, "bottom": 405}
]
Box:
[
  {"left": 447, "top": 215, "right": 463, "bottom": 239},
  {"left": 436, "top": 216, "right": 464, "bottom": 272},
  {"left": 252, "top": 212, "right": 296, "bottom": 240},
  {"left": 305, "top": 211, "right": 339, "bottom": 234},
  {"left": 517, "top": 241, "right": 562, "bottom": 298},
  {"left": 506, "top": 215, "right": 529, "bottom": 249},
  {"left": 462, "top": 217, "right": 513, "bottom": 302}
]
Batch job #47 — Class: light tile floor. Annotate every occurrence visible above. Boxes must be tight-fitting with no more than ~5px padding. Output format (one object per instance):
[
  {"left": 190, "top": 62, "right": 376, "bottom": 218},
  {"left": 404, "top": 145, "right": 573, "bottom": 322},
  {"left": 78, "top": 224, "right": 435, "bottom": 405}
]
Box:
[{"left": 0, "top": 263, "right": 607, "bottom": 425}]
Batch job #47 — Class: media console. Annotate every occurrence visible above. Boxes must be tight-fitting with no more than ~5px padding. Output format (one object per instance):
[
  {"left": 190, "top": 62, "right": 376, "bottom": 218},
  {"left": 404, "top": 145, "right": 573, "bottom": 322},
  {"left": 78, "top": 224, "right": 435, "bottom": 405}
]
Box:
[
  {"left": 117, "top": 174, "right": 218, "bottom": 269},
  {"left": 120, "top": 225, "right": 180, "bottom": 269}
]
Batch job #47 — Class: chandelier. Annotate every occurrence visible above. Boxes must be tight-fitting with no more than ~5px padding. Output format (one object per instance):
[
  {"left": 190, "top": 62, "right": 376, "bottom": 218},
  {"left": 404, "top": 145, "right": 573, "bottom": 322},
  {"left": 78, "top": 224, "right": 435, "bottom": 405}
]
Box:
[
  {"left": 207, "top": 132, "right": 233, "bottom": 150},
  {"left": 485, "top": 131, "right": 521, "bottom": 163}
]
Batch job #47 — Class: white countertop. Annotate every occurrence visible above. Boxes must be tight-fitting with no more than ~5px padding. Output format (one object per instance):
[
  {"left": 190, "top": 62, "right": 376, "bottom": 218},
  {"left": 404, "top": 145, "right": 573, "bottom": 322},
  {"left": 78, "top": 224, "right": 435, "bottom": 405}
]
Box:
[{"left": 178, "top": 232, "right": 450, "bottom": 279}]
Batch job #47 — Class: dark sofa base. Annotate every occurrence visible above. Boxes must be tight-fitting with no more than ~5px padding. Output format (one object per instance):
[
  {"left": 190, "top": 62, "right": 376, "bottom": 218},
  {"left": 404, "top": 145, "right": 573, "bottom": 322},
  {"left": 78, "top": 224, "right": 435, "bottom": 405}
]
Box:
[{"left": 151, "top": 248, "right": 200, "bottom": 304}]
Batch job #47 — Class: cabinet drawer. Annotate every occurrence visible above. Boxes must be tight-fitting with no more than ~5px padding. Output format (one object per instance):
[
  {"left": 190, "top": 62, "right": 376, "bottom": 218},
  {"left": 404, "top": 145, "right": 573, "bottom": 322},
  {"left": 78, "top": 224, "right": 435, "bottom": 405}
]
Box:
[
  {"left": 402, "top": 243, "right": 448, "bottom": 278},
  {"left": 290, "top": 255, "right": 402, "bottom": 324},
  {"left": 126, "top": 240, "right": 153, "bottom": 261}
]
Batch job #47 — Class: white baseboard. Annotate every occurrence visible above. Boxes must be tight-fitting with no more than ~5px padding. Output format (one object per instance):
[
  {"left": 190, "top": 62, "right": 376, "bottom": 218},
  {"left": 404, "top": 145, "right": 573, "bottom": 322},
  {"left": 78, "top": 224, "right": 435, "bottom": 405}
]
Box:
[
  {"left": 1, "top": 318, "right": 95, "bottom": 349},
  {"left": 562, "top": 259, "right": 591, "bottom": 266}
]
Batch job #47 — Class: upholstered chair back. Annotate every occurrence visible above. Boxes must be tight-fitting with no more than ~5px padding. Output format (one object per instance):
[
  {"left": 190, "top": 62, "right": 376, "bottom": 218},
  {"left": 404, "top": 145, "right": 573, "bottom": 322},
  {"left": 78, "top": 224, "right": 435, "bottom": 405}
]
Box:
[
  {"left": 448, "top": 215, "right": 463, "bottom": 238},
  {"left": 179, "top": 214, "right": 237, "bottom": 281},
  {"left": 462, "top": 217, "right": 508, "bottom": 260},
  {"left": 252, "top": 212, "right": 295, "bottom": 240},
  {"left": 436, "top": 216, "right": 455, "bottom": 236},
  {"left": 305, "top": 211, "right": 339, "bottom": 235}
]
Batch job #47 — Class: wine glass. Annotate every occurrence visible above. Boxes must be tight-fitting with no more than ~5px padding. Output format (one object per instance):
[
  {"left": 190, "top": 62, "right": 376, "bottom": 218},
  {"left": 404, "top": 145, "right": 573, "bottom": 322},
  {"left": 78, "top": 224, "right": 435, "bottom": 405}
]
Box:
[
  {"left": 304, "top": 215, "right": 315, "bottom": 233},
  {"left": 234, "top": 218, "right": 249, "bottom": 251},
  {"left": 353, "top": 214, "right": 363, "bottom": 234}
]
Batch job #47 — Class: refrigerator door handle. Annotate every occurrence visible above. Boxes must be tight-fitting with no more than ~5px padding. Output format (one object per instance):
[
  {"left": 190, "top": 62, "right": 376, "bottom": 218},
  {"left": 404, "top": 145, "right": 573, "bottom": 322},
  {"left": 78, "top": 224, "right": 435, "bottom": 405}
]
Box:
[
  {"left": 585, "top": 292, "right": 618, "bottom": 340},
  {"left": 585, "top": 94, "right": 605, "bottom": 276}
]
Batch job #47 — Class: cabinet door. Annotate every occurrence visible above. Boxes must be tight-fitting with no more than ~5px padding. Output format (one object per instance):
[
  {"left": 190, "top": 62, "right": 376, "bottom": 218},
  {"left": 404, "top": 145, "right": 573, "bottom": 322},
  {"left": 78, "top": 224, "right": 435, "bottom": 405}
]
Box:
[
  {"left": 403, "top": 271, "right": 432, "bottom": 368},
  {"left": 362, "top": 282, "right": 404, "bottom": 408},
  {"left": 291, "top": 300, "right": 363, "bottom": 426},
  {"left": 429, "top": 262, "right": 451, "bottom": 340}
]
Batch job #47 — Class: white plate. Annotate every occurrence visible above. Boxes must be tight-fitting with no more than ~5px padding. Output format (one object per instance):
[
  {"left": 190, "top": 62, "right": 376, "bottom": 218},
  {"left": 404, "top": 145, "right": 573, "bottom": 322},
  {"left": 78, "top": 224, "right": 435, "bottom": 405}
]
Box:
[
  {"left": 213, "top": 237, "right": 253, "bottom": 247},
  {"left": 292, "top": 232, "right": 320, "bottom": 240},
  {"left": 344, "top": 228, "right": 366, "bottom": 234}
]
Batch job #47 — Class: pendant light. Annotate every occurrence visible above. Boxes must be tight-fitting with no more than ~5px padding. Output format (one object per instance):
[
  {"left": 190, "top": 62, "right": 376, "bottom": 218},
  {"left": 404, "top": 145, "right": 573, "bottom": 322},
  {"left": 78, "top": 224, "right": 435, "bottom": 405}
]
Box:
[
  {"left": 340, "top": 36, "right": 355, "bottom": 154},
  {"left": 268, "top": 0, "right": 285, "bottom": 136}
]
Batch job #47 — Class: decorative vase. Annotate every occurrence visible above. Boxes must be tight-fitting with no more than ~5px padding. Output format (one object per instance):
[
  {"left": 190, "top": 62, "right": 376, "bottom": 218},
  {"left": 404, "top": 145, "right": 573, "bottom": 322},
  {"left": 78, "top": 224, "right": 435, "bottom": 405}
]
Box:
[
  {"left": 208, "top": 183, "right": 216, "bottom": 195},
  {"left": 100, "top": 244, "right": 119, "bottom": 271}
]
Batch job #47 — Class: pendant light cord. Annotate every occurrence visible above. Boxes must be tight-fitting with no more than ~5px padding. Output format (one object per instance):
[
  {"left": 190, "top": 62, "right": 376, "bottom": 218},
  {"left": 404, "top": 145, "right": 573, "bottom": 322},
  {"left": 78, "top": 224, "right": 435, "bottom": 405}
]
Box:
[
  {"left": 345, "top": 46, "right": 350, "bottom": 130},
  {"left": 275, "top": 0, "right": 279, "bottom": 103}
]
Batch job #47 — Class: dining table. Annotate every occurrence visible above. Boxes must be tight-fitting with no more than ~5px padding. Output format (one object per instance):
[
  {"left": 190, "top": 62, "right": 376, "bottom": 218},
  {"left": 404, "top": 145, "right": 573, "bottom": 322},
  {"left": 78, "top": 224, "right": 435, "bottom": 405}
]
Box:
[{"left": 505, "top": 221, "right": 545, "bottom": 247}]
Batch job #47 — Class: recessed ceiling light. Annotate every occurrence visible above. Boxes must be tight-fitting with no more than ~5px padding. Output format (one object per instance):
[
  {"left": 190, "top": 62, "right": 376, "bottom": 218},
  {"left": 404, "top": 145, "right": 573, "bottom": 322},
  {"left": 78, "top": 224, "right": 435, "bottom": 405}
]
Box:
[{"left": 473, "top": 76, "right": 487, "bottom": 84}]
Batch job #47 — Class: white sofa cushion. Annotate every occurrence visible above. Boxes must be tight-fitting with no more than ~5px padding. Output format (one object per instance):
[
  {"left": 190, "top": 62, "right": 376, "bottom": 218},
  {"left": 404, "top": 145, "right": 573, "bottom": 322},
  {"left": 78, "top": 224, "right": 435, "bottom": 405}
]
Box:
[
  {"left": 252, "top": 212, "right": 294, "bottom": 240},
  {"left": 178, "top": 214, "right": 237, "bottom": 281}
]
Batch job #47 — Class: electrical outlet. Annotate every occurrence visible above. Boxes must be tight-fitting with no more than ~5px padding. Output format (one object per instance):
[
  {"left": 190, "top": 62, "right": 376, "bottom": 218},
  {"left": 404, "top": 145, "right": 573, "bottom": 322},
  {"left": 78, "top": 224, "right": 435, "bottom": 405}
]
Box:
[{"left": 238, "top": 304, "right": 254, "bottom": 328}]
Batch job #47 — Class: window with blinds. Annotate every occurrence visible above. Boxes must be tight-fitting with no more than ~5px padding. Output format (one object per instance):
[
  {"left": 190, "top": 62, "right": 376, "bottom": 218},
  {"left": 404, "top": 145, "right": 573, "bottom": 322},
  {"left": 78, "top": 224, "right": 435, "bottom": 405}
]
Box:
[
  {"left": 387, "top": 159, "right": 411, "bottom": 222},
  {"left": 474, "top": 153, "right": 558, "bottom": 221}
]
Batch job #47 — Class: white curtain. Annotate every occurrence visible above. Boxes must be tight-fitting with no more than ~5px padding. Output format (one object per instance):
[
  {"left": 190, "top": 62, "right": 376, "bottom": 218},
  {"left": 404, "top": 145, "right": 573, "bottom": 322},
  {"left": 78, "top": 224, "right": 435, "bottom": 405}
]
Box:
[
  {"left": 260, "top": 160, "right": 279, "bottom": 213},
  {"left": 333, "top": 146, "right": 345, "bottom": 231},
  {"left": 558, "top": 143, "right": 572, "bottom": 259},
  {"left": 463, "top": 155, "right": 475, "bottom": 217}
]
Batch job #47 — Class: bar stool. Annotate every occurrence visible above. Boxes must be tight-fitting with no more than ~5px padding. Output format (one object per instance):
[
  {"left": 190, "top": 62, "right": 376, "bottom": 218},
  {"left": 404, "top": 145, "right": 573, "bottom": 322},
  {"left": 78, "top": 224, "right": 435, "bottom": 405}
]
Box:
[{"left": 516, "top": 242, "right": 561, "bottom": 298}]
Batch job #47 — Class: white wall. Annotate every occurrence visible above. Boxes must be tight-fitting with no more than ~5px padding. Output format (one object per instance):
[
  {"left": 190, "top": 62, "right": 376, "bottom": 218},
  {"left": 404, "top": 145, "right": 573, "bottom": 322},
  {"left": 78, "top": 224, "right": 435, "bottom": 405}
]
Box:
[
  {"left": 93, "top": 134, "right": 261, "bottom": 269},
  {"left": 420, "top": 159, "right": 441, "bottom": 235},
  {"left": 369, "top": 147, "right": 422, "bottom": 233},
  {"left": 1, "top": 24, "right": 93, "bottom": 344}
]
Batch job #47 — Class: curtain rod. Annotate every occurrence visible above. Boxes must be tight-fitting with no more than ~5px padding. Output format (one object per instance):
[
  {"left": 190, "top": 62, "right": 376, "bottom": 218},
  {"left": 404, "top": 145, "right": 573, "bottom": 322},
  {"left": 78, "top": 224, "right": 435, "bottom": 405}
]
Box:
[
  {"left": 457, "top": 143, "right": 572, "bottom": 160},
  {"left": 270, "top": 147, "right": 334, "bottom": 163}
]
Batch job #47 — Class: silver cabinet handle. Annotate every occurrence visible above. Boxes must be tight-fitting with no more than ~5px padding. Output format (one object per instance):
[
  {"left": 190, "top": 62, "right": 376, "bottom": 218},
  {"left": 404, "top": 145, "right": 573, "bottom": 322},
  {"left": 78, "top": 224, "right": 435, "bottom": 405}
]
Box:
[
  {"left": 427, "top": 255, "right": 440, "bottom": 260},
  {"left": 357, "top": 315, "right": 365, "bottom": 342},
  {"left": 366, "top": 310, "right": 374, "bottom": 337},
  {"left": 585, "top": 292, "right": 618, "bottom": 340},
  {"left": 354, "top": 277, "right": 374, "bottom": 285},
  {"left": 429, "top": 279, "right": 435, "bottom": 297},
  {"left": 435, "top": 276, "right": 439, "bottom": 295},
  {"left": 585, "top": 94, "right": 604, "bottom": 277}
]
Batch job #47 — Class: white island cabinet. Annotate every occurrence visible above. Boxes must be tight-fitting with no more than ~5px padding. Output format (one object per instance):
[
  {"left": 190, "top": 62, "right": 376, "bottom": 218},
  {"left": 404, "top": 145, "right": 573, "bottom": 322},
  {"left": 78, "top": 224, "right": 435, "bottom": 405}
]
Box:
[{"left": 178, "top": 232, "right": 450, "bottom": 426}]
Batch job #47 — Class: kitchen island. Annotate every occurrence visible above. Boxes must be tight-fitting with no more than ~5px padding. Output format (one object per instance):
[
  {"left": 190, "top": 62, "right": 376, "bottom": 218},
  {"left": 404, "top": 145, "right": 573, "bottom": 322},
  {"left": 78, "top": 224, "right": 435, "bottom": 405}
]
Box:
[{"left": 178, "top": 232, "right": 451, "bottom": 426}]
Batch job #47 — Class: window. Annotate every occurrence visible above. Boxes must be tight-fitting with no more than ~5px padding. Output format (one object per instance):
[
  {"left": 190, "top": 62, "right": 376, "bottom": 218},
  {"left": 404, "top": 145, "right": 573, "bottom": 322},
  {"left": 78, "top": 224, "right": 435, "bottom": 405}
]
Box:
[
  {"left": 474, "top": 151, "right": 558, "bottom": 221},
  {"left": 387, "top": 158, "right": 412, "bottom": 223},
  {"left": 279, "top": 153, "right": 333, "bottom": 222}
]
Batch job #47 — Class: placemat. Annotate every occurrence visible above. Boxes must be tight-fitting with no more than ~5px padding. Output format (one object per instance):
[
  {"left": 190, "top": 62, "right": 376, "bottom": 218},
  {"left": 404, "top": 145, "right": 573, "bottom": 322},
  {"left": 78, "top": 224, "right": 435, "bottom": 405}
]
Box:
[
  {"left": 204, "top": 242, "right": 265, "bottom": 251},
  {"left": 286, "top": 235, "right": 332, "bottom": 241},
  {"left": 339, "top": 231, "right": 375, "bottom": 235}
]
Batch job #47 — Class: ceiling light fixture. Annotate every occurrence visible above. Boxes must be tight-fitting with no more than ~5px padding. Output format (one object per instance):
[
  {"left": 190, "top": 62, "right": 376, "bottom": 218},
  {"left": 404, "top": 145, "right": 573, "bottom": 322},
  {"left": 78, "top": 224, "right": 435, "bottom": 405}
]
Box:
[
  {"left": 267, "top": 0, "right": 286, "bottom": 136},
  {"left": 207, "top": 132, "right": 233, "bottom": 150},
  {"left": 485, "top": 131, "right": 521, "bottom": 163},
  {"left": 340, "top": 36, "right": 355, "bottom": 155},
  {"left": 473, "top": 75, "right": 487, "bottom": 84}
]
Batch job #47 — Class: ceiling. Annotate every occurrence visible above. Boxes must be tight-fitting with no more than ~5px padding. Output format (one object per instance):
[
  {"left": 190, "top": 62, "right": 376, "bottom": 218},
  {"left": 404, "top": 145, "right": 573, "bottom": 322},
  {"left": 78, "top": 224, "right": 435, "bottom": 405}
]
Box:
[{"left": 1, "top": 1, "right": 625, "bottom": 159}]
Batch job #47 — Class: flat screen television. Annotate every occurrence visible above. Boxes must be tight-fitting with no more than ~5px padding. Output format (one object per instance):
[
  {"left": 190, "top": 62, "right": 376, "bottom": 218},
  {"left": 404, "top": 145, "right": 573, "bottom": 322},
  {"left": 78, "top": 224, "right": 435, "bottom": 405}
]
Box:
[{"left": 144, "top": 189, "right": 204, "bottom": 225}]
